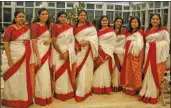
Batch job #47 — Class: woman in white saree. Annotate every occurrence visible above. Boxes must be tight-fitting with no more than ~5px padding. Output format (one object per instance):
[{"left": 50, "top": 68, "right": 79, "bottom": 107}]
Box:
[
  {"left": 112, "top": 17, "right": 127, "bottom": 92},
  {"left": 51, "top": 11, "right": 76, "bottom": 101},
  {"left": 1, "top": 11, "right": 33, "bottom": 108},
  {"left": 92, "top": 16, "right": 116, "bottom": 94},
  {"left": 139, "top": 14, "right": 170, "bottom": 104},
  {"left": 31, "top": 8, "right": 52, "bottom": 106},
  {"left": 74, "top": 10, "right": 98, "bottom": 102}
]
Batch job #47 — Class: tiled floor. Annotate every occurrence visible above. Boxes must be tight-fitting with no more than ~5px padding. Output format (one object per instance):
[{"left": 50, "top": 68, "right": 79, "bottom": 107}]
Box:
[{"left": 1, "top": 92, "right": 170, "bottom": 108}]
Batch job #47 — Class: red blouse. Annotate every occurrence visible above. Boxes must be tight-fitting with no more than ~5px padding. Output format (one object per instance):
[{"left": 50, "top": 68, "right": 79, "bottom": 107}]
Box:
[
  {"left": 51, "top": 24, "right": 72, "bottom": 38},
  {"left": 4, "top": 25, "right": 30, "bottom": 41},
  {"left": 31, "top": 23, "right": 52, "bottom": 39}
]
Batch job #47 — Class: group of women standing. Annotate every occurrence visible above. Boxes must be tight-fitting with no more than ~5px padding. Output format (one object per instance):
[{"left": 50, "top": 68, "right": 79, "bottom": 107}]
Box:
[{"left": 1, "top": 7, "right": 170, "bottom": 108}]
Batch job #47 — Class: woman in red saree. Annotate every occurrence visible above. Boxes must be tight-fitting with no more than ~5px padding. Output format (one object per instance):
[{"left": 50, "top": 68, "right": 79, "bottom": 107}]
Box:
[
  {"left": 120, "top": 17, "right": 144, "bottom": 96},
  {"left": 139, "top": 14, "right": 170, "bottom": 104},
  {"left": 31, "top": 8, "right": 52, "bottom": 106},
  {"left": 74, "top": 10, "right": 98, "bottom": 102},
  {"left": 112, "top": 17, "right": 126, "bottom": 92},
  {"left": 51, "top": 11, "right": 76, "bottom": 101},
  {"left": 92, "top": 16, "right": 116, "bottom": 94},
  {"left": 1, "top": 11, "right": 33, "bottom": 108}
]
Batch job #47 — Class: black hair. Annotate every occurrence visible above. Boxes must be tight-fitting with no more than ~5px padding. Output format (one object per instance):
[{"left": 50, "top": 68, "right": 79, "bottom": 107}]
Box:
[
  {"left": 32, "top": 8, "right": 51, "bottom": 28},
  {"left": 56, "top": 11, "right": 67, "bottom": 24},
  {"left": 27, "top": 18, "right": 33, "bottom": 26},
  {"left": 12, "top": 11, "right": 25, "bottom": 24},
  {"left": 147, "top": 14, "right": 161, "bottom": 30},
  {"left": 127, "top": 16, "right": 141, "bottom": 33},
  {"left": 75, "top": 10, "right": 89, "bottom": 27},
  {"left": 97, "top": 15, "right": 110, "bottom": 30},
  {"left": 113, "top": 17, "right": 123, "bottom": 34}
]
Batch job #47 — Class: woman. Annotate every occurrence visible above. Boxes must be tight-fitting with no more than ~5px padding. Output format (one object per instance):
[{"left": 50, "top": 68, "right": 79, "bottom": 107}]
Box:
[
  {"left": 92, "top": 16, "right": 116, "bottom": 94},
  {"left": 74, "top": 10, "right": 98, "bottom": 102},
  {"left": 51, "top": 11, "right": 76, "bottom": 101},
  {"left": 139, "top": 14, "right": 170, "bottom": 104},
  {"left": 1, "top": 11, "right": 33, "bottom": 107},
  {"left": 31, "top": 8, "right": 52, "bottom": 106},
  {"left": 120, "top": 17, "right": 144, "bottom": 96},
  {"left": 112, "top": 17, "right": 127, "bottom": 92}
]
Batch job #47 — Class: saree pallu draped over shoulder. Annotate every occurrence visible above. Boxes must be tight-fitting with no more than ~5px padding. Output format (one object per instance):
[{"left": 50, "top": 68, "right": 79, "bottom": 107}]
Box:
[
  {"left": 92, "top": 27, "right": 116, "bottom": 94},
  {"left": 52, "top": 24, "right": 76, "bottom": 101},
  {"left": 1, "top": 25, "right": 33, "bottom": 108},
  {"left": 120, "top": 29, "right": 144, "bottom": 96},
  {"left": 139, "top": 26, "right": 170, "bottom": 104},
  {"left": 74, "top": 23, "right": 98, "bottom": 102},
  {"left": 112, "top": 28, "right": 126, "bottom": 92},
  {"left": 31, "top": 23, "right": 52, "bottom": 106}
]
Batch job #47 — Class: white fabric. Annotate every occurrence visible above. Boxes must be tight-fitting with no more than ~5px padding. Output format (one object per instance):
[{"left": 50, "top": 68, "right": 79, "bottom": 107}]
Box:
[
  {"left": 126, "top": 31, "right": 144, "bottom": 57},
  {"left": 53, "top": 28, "right": 75, "bottom": 95},
  {"left": 139, "top": 29, "right": 170, "bottom": 100},
  {"left": 139, "top": 63, "right": 158, "bottom": 99},
  {"left": 1, "top": 29, "right": 30, "bottom": 101},
  {"left": 75, "top": 26, "right": 98, "bottom": 97},
  {"left": 99, "top": 31, "right": 116, "bottom": 58},
  {"left": 112, "top": 33, "right": 126, "bottom": 88},
  {"left": 114, "top": 34, "right": 126, "bottom": 65},
  {"left": 34, "top": 30, "right": 52, "bottom": 99},
  {"left": 75, "top": 26, "right": 98, "bottom": 58},
  {"left": 93, "top": 59, "right": 111, "bottom": 88},
  {"left": 112, "top": 66, "right": 120, "bottom": 88},
  {"left": 145, "top": 30, "right": 170, "bottom": 64},
  {"left": 75, "top": 52, "right": 94, "bottom": 97},
  {"left": 114, "top": 35, "right": 126, "bottom": 55},
  {"left": 93, "top": 31, "right": 116, "bottom": 89}
]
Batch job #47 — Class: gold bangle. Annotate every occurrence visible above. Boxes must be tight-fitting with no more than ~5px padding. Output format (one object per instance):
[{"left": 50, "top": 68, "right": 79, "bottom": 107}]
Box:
[
  {"left": 7, "top": 57, "right": 12, "bottom": 60},
  {"left": 55, "top": 42, "right": 58, "bottom": 45},
  {"left": 36, "top": 57, "right": 41, "bottom": 59},
  {"left": 6, "top": 53, "right": 11, "bottom": 56}
]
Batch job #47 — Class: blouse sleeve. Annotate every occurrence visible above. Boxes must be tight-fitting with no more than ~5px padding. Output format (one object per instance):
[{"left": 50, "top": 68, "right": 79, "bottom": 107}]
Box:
[
  {"left": 51, "top": 25, "right": 57, "bottom": 38},
  {"left": 31, "top": 23, "right": 38, "bottom": 39},
  {"left": 3, "top": 25, "right": 14, "bottom": 42}
]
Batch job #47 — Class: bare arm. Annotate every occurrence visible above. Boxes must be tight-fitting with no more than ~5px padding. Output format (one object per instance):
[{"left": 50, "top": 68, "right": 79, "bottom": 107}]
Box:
[
  {"left": 4, "top": 41, "right": 13, "bottom": 66},
  {"left": 30, "top": 23, "right": 41, "bottom": 67},
  {"left": 32, "top": 39, "right": 40, "bottom": 59},
  {"left": 4, "top": 41, "right": 12, "bottom": 60},
  {"left": 52, "top": 37, "right": 69, "bottom": 60},
  {"left": 52, "top": 37, "right": 63, "bottom": 55},
  {"left": 31, "top": 39, "right": 41, "bottom": 67}
]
